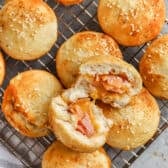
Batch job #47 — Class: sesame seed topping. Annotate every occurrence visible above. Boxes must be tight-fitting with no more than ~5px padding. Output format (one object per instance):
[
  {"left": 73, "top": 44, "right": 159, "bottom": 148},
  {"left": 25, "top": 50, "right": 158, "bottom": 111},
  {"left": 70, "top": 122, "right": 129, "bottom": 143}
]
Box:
[
  {"left": 106, "top": 0, "right": 137, "bottom": 13},
  {"left": 130, "top": 129, "right": 135, "bottom": 135}
]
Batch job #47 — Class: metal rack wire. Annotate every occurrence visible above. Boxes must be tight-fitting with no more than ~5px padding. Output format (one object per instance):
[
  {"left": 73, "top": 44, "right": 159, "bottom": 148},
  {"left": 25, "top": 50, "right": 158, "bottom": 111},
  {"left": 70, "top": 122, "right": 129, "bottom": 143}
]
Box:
[{"left": 0, "top": 0, "right": 168, "bottom": 167}]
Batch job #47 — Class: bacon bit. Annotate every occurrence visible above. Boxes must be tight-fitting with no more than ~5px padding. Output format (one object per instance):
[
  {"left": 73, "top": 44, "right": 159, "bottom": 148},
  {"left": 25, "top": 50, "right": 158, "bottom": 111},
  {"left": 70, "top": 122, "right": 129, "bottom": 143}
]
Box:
[
  {"left": 101, "top": 75, "right": 125, "bottom": 94},
  {"left": 76, "top": 113, "right": 94, "bottom": 137},
  {"left": 68, "top": 99, "right": 95, "bottom": 137},
  {"left": 116, "top": 73, "right": 129, "bottom": 81},
  {"left": 94, "top": 74, "right": 129, "bottom": 94}
]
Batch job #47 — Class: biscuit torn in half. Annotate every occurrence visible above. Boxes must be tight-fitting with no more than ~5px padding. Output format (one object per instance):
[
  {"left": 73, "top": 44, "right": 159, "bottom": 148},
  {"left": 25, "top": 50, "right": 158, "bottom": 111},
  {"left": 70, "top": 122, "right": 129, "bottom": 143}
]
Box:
[
  {"left": 49, "top": 87, "right": 112, "bottom": 152},
  {"left": 76, "top": 56, "right": 142, "bottom": 108}
]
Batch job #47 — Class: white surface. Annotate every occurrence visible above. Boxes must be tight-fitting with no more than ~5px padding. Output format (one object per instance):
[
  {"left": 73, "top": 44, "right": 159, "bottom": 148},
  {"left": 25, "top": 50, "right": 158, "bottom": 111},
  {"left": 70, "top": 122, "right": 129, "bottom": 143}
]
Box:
[{"left": 131, "top": 128, "right": 168, "bottom": 168}]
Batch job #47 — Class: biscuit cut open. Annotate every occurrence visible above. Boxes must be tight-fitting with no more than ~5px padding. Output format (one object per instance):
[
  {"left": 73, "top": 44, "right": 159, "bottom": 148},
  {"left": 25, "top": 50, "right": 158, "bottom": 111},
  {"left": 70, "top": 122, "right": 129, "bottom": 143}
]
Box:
[
  {"left": 49, "top": 87, "right": 112, "bottom": 152},
  {"left": 76, "top": 56, "right": 142, "bottom": 108}
]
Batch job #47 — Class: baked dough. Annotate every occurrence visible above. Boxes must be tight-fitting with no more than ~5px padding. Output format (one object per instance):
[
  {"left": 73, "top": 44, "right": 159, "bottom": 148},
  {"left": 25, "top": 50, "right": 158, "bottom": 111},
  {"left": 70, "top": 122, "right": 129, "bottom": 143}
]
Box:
[
  {"left": 57, "top": 0, "right": 83, "bottom": 5},
  {"left": 0, "top": 52, "right": 5, "bottom": 85},
  {"left": 76, "top": 56, "right": 142, "bottom": 108},
  {"left": 49, "top": 87, "right": 112, "bottom": 152},
  {"left": 2, "top": 70, "right": 62, "bottom": 137},
  {"left": 42, "top": 141, "right": 111, "bottom": 168},
  {"left": 98, "top": 0, "right": 166, "bottom": 46},
  {"left": 4, "top": 0, "right": 12, "bottom": 3},
  {"left": 100, "top": 88, "right": 160, "bottom": 150},
  {"left": 140, "top": 34, "right": 168, "bottom": 99},
  {"left": 0, "top": 0, "right": 57, "bottom": 60},
  {"left": 56, "top": 31, "right": 123, "bottom": 88}
]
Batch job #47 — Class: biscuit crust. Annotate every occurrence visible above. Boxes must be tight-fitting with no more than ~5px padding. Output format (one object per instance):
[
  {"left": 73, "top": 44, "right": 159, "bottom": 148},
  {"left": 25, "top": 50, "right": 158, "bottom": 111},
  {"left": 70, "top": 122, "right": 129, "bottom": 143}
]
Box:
[
  {"left": 0, "top": 0, "right": 57, "bottom": 60},
  {"left": 98, "top": 0, "right": 166, "bottom": 46},
  {"left": 2, "top": 70, "right": 62, "bottom": 137},
  {"left": 56, "top": 31, "right": 122, "bottom": 88},
  {"left": 140, "top": 34, "right": 168, "bottom": 99},
  {"left": 101, "top": 88, "right": 160, "bottom": 150},
  {"left": 42, "top": 141, "right": 111, "bottom": 168}
]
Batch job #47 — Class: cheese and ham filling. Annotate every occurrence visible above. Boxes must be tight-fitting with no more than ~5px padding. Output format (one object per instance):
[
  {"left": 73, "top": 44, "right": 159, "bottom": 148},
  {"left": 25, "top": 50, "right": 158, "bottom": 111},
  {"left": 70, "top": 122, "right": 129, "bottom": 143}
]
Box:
[
  {"left": 94, "top": 73, "right": 130, "bottom": 94},
  {"left": 68, "top": 99, "right": 95, "bottom": 137}
]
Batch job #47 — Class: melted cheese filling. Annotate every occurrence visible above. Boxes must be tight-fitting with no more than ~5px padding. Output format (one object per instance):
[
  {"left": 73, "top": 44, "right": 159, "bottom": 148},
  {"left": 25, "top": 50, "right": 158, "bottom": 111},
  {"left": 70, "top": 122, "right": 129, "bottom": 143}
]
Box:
[{"left": 90, "top": 73, "right": 131, "bottom": 100}]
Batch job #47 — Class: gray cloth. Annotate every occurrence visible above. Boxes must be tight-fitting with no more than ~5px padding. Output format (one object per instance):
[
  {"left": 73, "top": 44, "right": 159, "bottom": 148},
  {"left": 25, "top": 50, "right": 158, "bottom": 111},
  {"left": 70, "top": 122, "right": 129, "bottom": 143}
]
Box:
[
  {"left": 0, "top": 144, "right": 23, "bottom": 168},
  {"left": 0, "top": 160, "right": 23, "bottom": 168}
]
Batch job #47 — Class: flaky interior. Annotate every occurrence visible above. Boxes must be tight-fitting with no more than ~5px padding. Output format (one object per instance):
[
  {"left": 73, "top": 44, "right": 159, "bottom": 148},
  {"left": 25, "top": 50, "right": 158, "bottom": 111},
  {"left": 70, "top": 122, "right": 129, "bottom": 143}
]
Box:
[
  {"left": 49, "top": 87, "right": 112, "bottom": 151},
  {"left": 51, "top": 96, "right": 110, "bottom": 137},
  {"left": 78, "top": 63, "right": 141, "bottom": 108}
]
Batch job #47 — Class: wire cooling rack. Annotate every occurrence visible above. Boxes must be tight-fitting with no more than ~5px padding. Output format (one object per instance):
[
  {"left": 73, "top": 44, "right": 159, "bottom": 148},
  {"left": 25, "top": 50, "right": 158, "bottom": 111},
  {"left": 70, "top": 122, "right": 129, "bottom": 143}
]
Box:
[{"left": 0, "top": 0, "right": 168, "bottom": 167}]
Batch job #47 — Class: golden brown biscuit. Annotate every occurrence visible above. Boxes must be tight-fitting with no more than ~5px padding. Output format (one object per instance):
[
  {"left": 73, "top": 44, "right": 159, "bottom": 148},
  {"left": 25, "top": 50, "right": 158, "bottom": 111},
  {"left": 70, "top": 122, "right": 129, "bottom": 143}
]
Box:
[
  {"left": 76, "top": 56, "right": 142, "bottom": 108},
  {"left": 56, "top": 31, "right": 123, "bottom": 88},
  {"left": 140, "top": 34, "right": 168, "bottom": 99},
  {"left": 2, "top": 70, "right": 62, "bottom": 137},
  {"left": 49, "top": 87, "right": 112, "bottom": 152},
  {"left": 0, "top": 0, "right": 57, "bottom": 60},
  {"left": 57, "top": 0, "right": 83, "bottom": 5},
  {"left": 0, "top": 52, "right": 5, "bottom": 85},
  {"left": 4, "top": 0, "right": 12, "bottom": 3},
  {"left": 100, "top": 88, "right": 160, "bottom": 150},
  {"left": 42, "top": 141, "right": 111, "bottom": 168},
  {"left": 98, "top": 0, "right": 166, "bottom": 46}
]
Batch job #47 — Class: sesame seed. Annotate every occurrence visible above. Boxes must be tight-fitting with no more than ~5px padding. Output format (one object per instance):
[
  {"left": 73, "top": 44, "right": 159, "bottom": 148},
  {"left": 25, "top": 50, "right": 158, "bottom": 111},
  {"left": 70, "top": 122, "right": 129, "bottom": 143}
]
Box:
[
  {"left": 130, "top": 129, "right": 135, "bottom": 135},
  {"left": 130, "top": 24, "right": 135, "bottom": 31},
  {"left": 117, "top": 130, "right": 120, "bottom": 134},
  {"left": 15, "top": 103, "right": 20, "bottom": 107},
  {"left": 129, "top": 32, "right": 134, "bottom": 36}
]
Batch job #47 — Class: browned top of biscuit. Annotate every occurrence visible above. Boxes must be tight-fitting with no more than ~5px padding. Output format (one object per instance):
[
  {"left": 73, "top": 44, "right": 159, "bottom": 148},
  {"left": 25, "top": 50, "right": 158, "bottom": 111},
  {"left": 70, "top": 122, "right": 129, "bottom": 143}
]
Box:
[
  {"left": 56, "top": 31, "right": 122, "bottom": 88},
  {"left": 101, "top": 88, "right": 160, "bottom": 150},
  {"left": 2, "top": 70, "right": 62, "bottom": 137},
  {"left": 0, "top": 0, "right": 57, "bottom": 60},
  {"left": 42, "top": 141, "right": 111, "bottom": 168},
  {"left": 140, "top": 34, "right": 168, "bottom": 99},
  {"left": 98, "top": 0, "right": 166, "bottom": 46}
]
